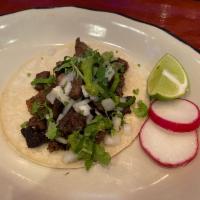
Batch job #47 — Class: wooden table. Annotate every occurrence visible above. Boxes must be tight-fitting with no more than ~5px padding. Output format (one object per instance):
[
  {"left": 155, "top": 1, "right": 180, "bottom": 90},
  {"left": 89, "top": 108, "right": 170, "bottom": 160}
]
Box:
[{"left": 1, "top": 0, "right": 200, "bottom": 52}]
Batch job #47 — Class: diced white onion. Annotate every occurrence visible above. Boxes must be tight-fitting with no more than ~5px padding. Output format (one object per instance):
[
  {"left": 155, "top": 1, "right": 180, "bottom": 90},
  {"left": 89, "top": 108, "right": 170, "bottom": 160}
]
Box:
[
  {"left": 56, "top": 100, "right": 75, "bottom": 122},
  {"left": 59, "top": 75, "right": 68, "bottom": 86},
  {"left": 63, "top": 150, "right": 78, "bottom": 164},
  {"left": 73, "top": 99, "right": 91, "bottom": 116},
  {"left": 64, "top": 82, "right": 72, "bottom": 95},
  {"left": 86, "top": 114, "right": 93, "bottom": 124},
  {"left": 54, "top": 86, "right": 69, "bottom": 104},
  {"left": 104, "top": 134, "right": 121, "bottom": 146},
  {"left": 59, "top": 73, "right": 75, "bottom": 86},
  {"left": 58, "top": 72, "right": 75, "bottom": 86},
  {"left": 90, "top": 96, "right": 99, "bottom": 102},
  {"left": 66, "top": 72, "right": 75, "bottom": 82},
  {"left": 123, "top": 124, "right": 132, "bottom": 134},
  {"left": 95, "top": 110, "right": 101, "bottom": 115},
  {"left": 120, "top": 97, "right": 126, "bottom": 103},
  {"left": 112, "top": 116, "right": 122, "bottom": 132},
  {"left": 56, "top": 137, "right": 67, "bottom": 144},
  {"left": 46, "top": 90, "right": 57, "bottom": 104},
  {"left": 105, "top": 65, "right": 115, "bottom": 81},
  {"left": 101, "top": 98, "right": 115, "bottom": 111},
  {"left": 81, "top": 85, "right": 89, "bottom": 98}
]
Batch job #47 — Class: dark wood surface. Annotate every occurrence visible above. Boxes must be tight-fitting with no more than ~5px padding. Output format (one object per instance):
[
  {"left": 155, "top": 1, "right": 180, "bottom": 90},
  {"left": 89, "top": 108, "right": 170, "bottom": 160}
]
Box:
[{"left": 1, "top": 0, "right": 200, "bottom": 51}]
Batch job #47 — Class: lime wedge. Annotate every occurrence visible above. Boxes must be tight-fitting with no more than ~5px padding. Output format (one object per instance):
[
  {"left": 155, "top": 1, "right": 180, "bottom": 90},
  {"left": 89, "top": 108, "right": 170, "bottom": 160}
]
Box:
[{"left": 147, "top": 54, "right": 189, "bottom": 100}]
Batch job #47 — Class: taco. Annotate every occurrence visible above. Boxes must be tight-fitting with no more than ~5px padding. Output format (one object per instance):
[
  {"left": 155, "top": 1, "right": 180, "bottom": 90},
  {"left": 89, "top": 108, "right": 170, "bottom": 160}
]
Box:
[{"left": 0, "top": 38, "right": 148, "bottom": 169}]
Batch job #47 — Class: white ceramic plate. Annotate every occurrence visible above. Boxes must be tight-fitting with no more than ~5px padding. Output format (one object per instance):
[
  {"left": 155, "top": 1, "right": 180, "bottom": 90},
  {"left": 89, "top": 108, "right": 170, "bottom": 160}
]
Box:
[{"left": 0, "top": 7, "right": 200, "bottom": 200}]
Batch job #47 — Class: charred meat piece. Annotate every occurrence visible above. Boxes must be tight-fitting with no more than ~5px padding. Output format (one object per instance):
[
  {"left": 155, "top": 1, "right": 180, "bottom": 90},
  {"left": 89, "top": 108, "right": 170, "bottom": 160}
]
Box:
[
  {"left": 89, "top": 101, "right": 105, "bottom": 115},
  {"left": 54, "top": 61, "right": 65, "bottom": 77},
  {"left": 34, "top": 71, "right": 50, "bottom": 91},
  {"left": 112, "top": 58, "right": 129, "bottom": 96},
  {"left": 95, "top": 131, "right": 107, "bottom": 144},
  {"left": 56, "top": 73, "right": 65, "bottom": 85},
  {"left": 58, "top": 108, "right": 86, "bottom": 136},
  {"left": 122, "top": 107, "right": 131, "bottom": 115},
  {"left": 69, "top": 78, "right": 83, "bottom": 100},
  {"left": 52, "top": 99, "right": 64, "bottom": 120},
  {"left": 47, "top": 141, "right": 66, "bottom": 152},
  {"left": 21, "top": 126, "right": 48, "bottom": 148},
  {"left": 115, "top": 74, "right": 125, "bottom": 96},
  {"left": 26, "top": 91, "right": 46, "bottom": 114},
  {"left": 75, "top": 38, "right": 89, "bottom": 57},
  {"left": 28, "top": 116, "right": 47, "bottom": 131}
]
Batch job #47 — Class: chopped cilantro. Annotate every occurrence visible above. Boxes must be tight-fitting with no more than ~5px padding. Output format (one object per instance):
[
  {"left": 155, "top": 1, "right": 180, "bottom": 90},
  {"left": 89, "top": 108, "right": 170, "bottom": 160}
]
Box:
[
  {"left": 68, "top": 130, "right": 111, "bottom": 170},
  {"left": 118, "top": 96, "right": 136, "bottom": 108},
  {"left": 132, "top": 100, "right": 148, "bottom": 118},
  {"left": 46, "top": 120, "right": 58, "bottom": 140},
  {"left": 133, "top": 88, "right": 139, "bottom": 95},
  {"left": 20, "top": 121, "right": 28, "bottom": 129},
  {"left": 94, "top": 144, "right": 111, "bottom": 166},
  {"left": 31, "top": 101, "right": 41, "bottom": 114},
  {"left": 27, "top": 73, "right": 31, "bottom": 77},
  {"left": 31, "top": 75, "right": 56, "bottom": 86}
]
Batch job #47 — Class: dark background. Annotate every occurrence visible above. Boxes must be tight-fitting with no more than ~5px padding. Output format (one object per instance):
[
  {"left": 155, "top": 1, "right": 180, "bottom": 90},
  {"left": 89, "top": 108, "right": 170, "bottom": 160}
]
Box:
[{"left": 1, "top": 0, "right": 200, "bottom": 51}]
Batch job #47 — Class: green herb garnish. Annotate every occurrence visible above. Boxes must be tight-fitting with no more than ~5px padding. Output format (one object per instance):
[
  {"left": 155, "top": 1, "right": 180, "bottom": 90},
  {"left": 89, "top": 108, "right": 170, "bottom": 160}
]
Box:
[
  {"left": 46, "top": 120, "right": 58, "bottom": 140},
  {"left": 133, "top": 88, "right": 139, "bottom": 95},
  {"left": 31, "top": 75, "right": 56, "bottom": 86},
  {"left": 20, "top": 121, "right": 28, "bottom": 129},
  {"left": 132, "top": 100, "right": 148, "bottom": 118}
]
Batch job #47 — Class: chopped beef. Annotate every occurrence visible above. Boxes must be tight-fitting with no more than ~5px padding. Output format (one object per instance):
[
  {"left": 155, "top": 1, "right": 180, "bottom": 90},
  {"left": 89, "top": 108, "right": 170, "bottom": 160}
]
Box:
[
  {"left": 52, "top": 99, "right": 64, "bottom": 120},
  {"left": 75, "top": 37, "right": 89, "bottom": 57},
  {"left": 34, "top": 71, "right": 50, "bottom": 91},
  {"left": 122, "top": 107, "right": 131, "bottom": 115},
  {"left": 47, "top": 141, "right": 66, "bottom": 152},
  {"left": 112, "top": 58, "right": 129, "bottom": 97},
  {"left": 68, "top": 78, "right": 83, "bottom": 100},
  {"left": 115, "top": 58, "right": 129, "bottom": 72},
  {"left": 28, "top": 116, "right": 47, "bottom": 130},
  {"left": 54, "top": 61, "right": 65, "bottom": 77},
  {"left": 95, "top": 131, "right": 107, "bottom": 144},
  {"left": 89, "top": 101, "right": 105, "bottom": 115},
  {"left": 56, "top": 73, "right": 65, "bottom": 84},
  {"left": 21, "top": 126, "right": 48, "bottom": 148},
  {"left": 58, "top": 108, "right": 86, "bottom": 136},
  {"left": 115, "top": 74, "right": 125, "bottom": 96},
  {"left": 26, "top": 91, "right": 46, "bottom": 114}
]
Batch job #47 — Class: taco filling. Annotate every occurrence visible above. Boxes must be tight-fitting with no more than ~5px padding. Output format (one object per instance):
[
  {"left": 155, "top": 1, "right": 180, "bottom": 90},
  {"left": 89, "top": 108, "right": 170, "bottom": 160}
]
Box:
[{"left": 19, "top": 38, "right": 138, "bottom": 169}]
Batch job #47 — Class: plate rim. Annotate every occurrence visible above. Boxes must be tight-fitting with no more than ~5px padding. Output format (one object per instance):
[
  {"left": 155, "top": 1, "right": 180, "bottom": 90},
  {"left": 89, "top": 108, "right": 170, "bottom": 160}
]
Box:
[{"left": 0, "top": 6, "right": 199, "bottom": 55}]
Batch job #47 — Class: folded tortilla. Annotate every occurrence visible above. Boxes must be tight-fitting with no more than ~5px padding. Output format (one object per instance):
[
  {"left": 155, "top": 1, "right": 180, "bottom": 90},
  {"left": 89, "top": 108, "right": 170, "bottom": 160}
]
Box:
[{"left": 0, "top": 41, "right": 148, "bottom": 168}]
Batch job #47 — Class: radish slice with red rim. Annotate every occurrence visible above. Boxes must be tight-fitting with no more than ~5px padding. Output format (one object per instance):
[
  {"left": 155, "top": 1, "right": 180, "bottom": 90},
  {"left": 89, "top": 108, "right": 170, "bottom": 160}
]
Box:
[
  {"left": 139, "top": 118, "right": 198, "bottom": 167},
  {"left": 149, "top": 99, "right": 200, "bottom": 132}
]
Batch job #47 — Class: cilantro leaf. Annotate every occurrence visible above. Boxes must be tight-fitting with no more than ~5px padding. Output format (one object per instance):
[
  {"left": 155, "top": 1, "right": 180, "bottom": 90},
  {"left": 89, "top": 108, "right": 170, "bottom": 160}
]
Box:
[
  {"left": 31, "top": 75, "right": 56, "bottom": 86},
  {"left": 46, "top": 120, "right": 58, "bottom": 140},
  {"left": 118, "top": 96, "right": 136, "bottom": 108},
  {"left": 31, "top": 101, "right": 41, "bottom": 114},
  {"left": 133, "top": 88, "right": 139, "bottom": 95},
  {"left": 20, "top": 121, "right": 28, "bottom": 129},
  {"left": 68, "top": 131, "right": 83, "bottom": 153},
  {"left": 85, "top": 159, "right": 94, "bottom": 170},
  {"left": 132, "top": 100, "right": 148, "bottom": 118},
  {"left": 84, "top": 116, "right": 112, "bottom": 137},
  {"left": 94, "top": 144, "right": 111, "bottom": 166}
]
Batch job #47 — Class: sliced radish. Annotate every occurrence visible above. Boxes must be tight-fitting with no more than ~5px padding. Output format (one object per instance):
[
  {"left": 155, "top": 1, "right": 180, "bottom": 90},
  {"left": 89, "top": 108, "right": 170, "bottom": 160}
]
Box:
[
  {"left": 139, "top": 119, "right": 198, "bottom": 167},
  {"left": 149, "top": 99, "right": 200, "bottom": 132}
]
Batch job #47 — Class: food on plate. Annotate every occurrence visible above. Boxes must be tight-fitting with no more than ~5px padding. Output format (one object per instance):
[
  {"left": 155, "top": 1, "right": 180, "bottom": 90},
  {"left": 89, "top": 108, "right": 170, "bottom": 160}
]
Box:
[
  {"left": 149, "top": 99, "right": 200, "bottom": 132},
  {"left": 140, "top": 54, "right": 200, "bottom": 168},
  {"left": 147, "top": 54, "right": 189, "bottom": 100},
  {"left": 0, "top": 38, "right": 148, "bottom": 169},
  {"left": 139, "top": 118, "right": 198, "bottom": 167}
]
